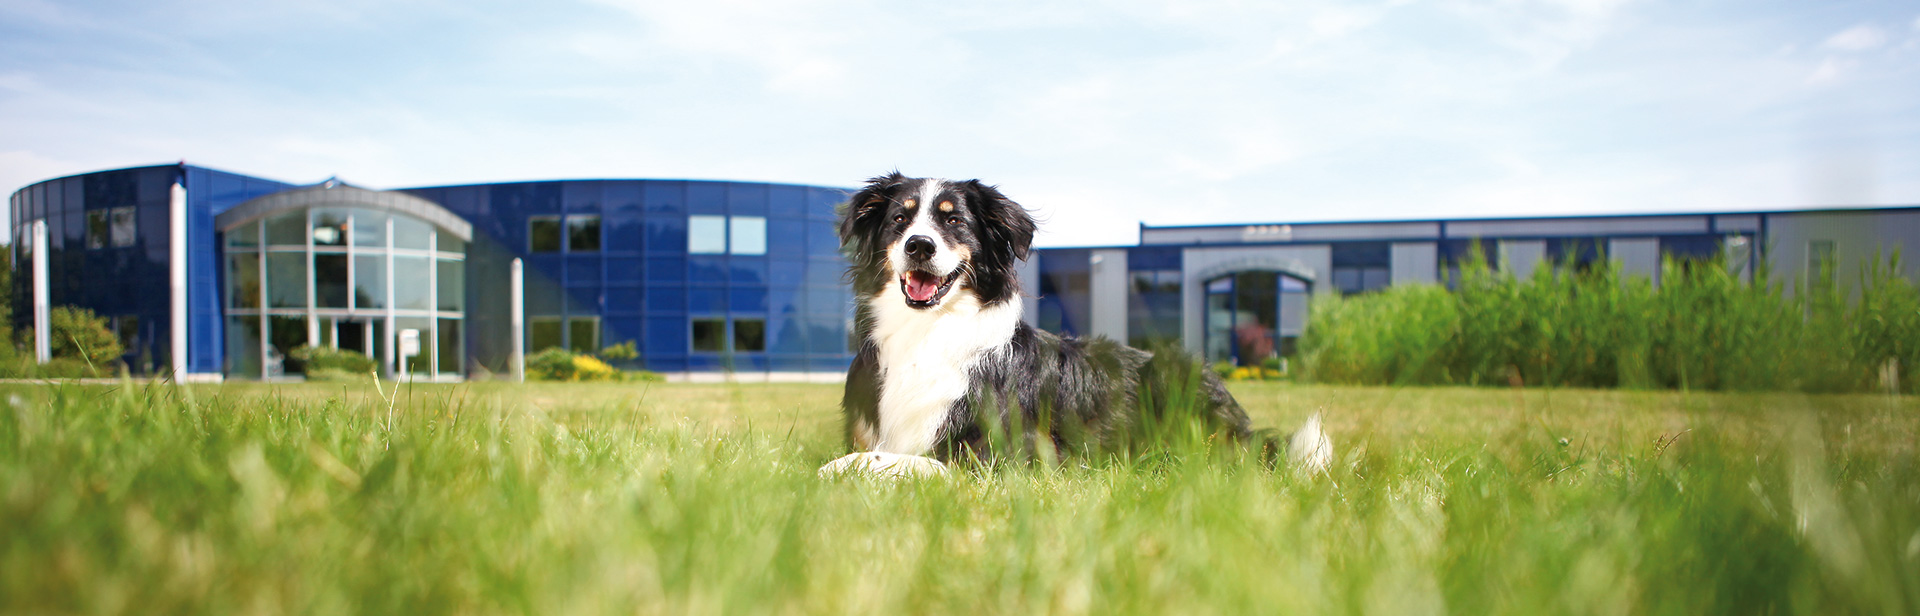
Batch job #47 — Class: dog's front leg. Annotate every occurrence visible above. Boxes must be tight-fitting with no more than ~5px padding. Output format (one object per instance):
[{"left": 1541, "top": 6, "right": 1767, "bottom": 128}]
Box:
[{"left": 818, "top": 451, "right": 950, "bottom": 478}]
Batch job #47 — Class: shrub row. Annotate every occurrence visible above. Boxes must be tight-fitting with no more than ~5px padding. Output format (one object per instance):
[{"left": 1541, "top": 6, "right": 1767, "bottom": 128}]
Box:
[
  {"left": 1299, "top": 251, "right": 1920, "bottom": 393},
  {"left": 527, "top": 347, "right": 662, "bottom": 382}
]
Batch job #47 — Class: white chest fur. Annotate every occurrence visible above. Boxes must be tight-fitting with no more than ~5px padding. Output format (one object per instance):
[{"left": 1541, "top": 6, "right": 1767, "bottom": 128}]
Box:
[{"left": 865, "top": 287, "right": 1021, "bottom": 455}]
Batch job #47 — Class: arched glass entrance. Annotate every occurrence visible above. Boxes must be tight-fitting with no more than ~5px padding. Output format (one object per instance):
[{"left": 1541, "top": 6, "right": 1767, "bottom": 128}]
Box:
[
  {"left": 1204, "top": 270, "right": 1309, "bottom": 367},
  {"left": 217, "top": 185, "right": 471, "bottom": 381}
]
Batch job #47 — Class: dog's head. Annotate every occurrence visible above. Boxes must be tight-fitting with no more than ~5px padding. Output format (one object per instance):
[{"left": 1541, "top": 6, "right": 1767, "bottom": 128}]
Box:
[{"left": 839, "top": 172, "right": 1035, "bottom": 310}]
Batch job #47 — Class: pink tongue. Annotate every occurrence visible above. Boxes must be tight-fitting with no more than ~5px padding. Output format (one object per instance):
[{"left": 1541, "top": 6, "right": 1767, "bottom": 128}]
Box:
[{"left": 905, "top": 272, "right": 941, "bottom": 302}]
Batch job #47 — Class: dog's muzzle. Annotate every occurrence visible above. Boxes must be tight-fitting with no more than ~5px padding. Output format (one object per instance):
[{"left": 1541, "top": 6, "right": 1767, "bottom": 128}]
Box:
[{"left": 901, "top": 269, "right": 960, "bottom": 308}]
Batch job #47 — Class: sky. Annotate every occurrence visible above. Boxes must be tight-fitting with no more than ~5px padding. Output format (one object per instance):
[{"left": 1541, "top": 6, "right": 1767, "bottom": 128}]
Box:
[{"left": 2, "top": 0, "right": 1917, "bottom": 247}]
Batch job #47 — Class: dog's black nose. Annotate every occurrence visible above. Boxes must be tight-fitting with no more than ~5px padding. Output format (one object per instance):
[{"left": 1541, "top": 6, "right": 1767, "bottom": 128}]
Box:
[{"left": 904, "top": 235, "right": 936, "bottom": 260}]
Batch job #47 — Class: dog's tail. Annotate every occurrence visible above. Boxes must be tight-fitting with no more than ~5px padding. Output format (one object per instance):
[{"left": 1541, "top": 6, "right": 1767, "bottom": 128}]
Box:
[{"left": 1259, "top": 413, "right": 1333, "bottom": 475}]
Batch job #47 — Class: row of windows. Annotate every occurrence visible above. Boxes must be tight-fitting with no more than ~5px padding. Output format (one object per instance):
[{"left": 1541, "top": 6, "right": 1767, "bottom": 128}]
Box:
[
  {"left": 528, "top": 215, "right": 772, "bottom": 256},
  {"left": 227, "top": 252, "right": 463, "bottom": 312},
  {"left": 693, "top": 317, "right": 765, "bottom": 352},
  {"left": 227, "top": 208, "right": 466, "bottom": 253},
  {"left": 227, "top": 314, "right": 461, "bottom": 378},
  {"left": 528, "top": 316, "right": 817, "bottom": 356},
  {"left": 85, "top": 207, "right": 138, "bottom": 249}
]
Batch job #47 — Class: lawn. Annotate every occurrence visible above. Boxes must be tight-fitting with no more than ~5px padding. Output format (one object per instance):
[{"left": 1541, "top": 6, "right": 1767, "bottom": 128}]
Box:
[{"left": 1, "top": 380, "right": 1915, "bottom": 615}]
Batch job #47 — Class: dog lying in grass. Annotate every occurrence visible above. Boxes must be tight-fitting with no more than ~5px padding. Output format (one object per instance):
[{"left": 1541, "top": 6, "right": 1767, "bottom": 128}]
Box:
[{"left": 820, "top": 173, "right": 1331, "bottom": 478}]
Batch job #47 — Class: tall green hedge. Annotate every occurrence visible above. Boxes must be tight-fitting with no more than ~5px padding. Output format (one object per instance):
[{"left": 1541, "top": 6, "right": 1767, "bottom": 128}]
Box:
[{"left": 1299, "top": 250, "right": 1920, "bottom": 393}]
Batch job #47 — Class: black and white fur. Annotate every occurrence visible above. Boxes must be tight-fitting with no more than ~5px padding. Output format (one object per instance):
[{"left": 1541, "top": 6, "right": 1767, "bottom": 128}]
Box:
[{"left": 820, "top": 173, "right": 1331, "bottom": 477}]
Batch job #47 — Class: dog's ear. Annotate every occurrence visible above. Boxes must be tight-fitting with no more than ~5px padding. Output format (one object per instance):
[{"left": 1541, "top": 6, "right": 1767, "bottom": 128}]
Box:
[
  {"left": 961, "top": 180, "right": 1035, "bottom": 264},
  {"left": 960, "top": 180, "right": 1036, "bottom": 304},
  {"left": 839, "top": 172, "right": 905, "bottom": 254},
  {"left": 839, "top": 172, "right": 908, "bottom": 293}
]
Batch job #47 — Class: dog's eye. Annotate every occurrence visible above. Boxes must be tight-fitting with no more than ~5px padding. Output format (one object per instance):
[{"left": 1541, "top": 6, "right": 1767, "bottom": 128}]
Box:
[
  {"left": 891, "top": 213, "right": 907, "bottom": 223},
  {"left": 945, "top": 215, "right": 963, "bottom": 226}
]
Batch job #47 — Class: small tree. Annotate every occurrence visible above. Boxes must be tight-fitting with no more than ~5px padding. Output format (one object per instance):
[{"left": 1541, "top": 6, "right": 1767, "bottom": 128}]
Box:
[
  {"left": 599, "top": 340, "right": 638, "bottom": 362},
  {"left": 50, "top": 306, "right": 123, "bottom": 367}
]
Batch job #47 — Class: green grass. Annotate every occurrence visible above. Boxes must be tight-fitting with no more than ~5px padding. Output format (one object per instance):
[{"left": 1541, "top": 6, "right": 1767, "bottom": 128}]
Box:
[{"left": 2, "top": 380, "right": 1917, "bottom": 614}]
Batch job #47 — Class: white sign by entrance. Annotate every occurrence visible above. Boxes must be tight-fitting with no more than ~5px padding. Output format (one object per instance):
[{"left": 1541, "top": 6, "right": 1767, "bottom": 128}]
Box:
[{"left": 399, "top": 329, "right": 421, "bottom": 356}]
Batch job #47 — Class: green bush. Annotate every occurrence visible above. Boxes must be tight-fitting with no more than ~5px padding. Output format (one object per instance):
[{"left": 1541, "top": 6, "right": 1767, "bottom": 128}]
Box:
[
  {"left": 1299, "top": 249, "right": 1920, "bottom": 393},
  {"left": 48, "top": 306, "right": 122, "bottom": 371},
  {"left": 289, "top": 346, "right": 378, "bottom": 382},
  {"left": 528, "top": 347, "right": 579, "bottom": 381},
  {"left": 527, "top": 347, "right": 662, "bottom": 382},
  {"left": 599, "top": 340, "right": 638, "bottom": 362}
]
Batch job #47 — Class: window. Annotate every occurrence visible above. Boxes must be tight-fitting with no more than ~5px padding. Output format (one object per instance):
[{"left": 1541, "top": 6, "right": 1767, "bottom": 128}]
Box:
[
  {"left": 689, "top": 216, "right": 727, "bottom": 254},
  {"left": 267, "top": 252, "right": 307, "bottom": 308},
  {"left": 227, "top": 254, "right": 261, "bottom": 309},
  {"left": 312, "top": 209, "right": 349, "bottom": 247},
  {"left": 1331, "top": 267, "right": 1389, "bottom": 295},
  {"left": 530, "top": 317, "right": 564, "bottom": 353},
  {"left": 1127, "top": 270, "right": 1182, "bottom": 349},
  {"left": 86, "top": 210, "right": 108, "bottom": 249},
  {"left": 266, "top": 212, "right": 306, "bottom": 245},
  {"left": 529, "top": 216, "right": 562, "bottom": 253},
  {"left": 1331, "top": 242, "right": 1390, "bottom": 295},
  {"left": 692, "top": 318, "right": 726, "bottom": 351},
  {"left": 437, "top": 318, "right": 462, "bottom": 375},
  {"left": 734, "top": 318, "right": 766, "bottom": 352},
  {"left": 113, "top": 315, "right": 139, "bottom": 353},
  {"left": 267, "top": 315, "right": 308, "bottom": 377},
  {"left": 568, "top": 317, "right": 599, "bottom": 353},
  {"left": 1547, "top": 238, "right": 1606, "bottom": 273},
  {"left": 567, "top": 215, "right": 601, "bottom": 252},
  {"left": 393, "top": 215, "right": 433, "bottom": 250},
  {"left": 226, "top": 317, "right": 261, "bottom": 377},
  {"left": 393, "top": 256, "right": 431, "bottom": 310},
  {"left": 315, "top": 254, "right": 349, "bottom": 308},
  {"left": 109, "top": 207, "right": 136, "bottom": 247},
  {"left": 354, "top": 255, "right": 385, "bottom": 309},
  {"left": 730, "top": 216, "right": 766, "bottom": 255},
  {"left": 227, "top": 220, "right": 259, "bottom": 248},
  {"left": 437, "top": 260, "right": 464, "bottom": 311},
  {"left": 352, "top": 209, "right": 387, "bottom": 247}
]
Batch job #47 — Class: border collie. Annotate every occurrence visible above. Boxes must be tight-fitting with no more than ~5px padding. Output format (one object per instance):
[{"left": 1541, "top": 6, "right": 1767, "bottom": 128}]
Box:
[{"left": 820, "top": 173, "right": 1332, "bottom": 478}]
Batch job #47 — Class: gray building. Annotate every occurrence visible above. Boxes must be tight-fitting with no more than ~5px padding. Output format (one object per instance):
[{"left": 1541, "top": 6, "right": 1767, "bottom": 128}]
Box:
[{"left": 1024, "top": 207, "right": 1920, "bottom": 367}]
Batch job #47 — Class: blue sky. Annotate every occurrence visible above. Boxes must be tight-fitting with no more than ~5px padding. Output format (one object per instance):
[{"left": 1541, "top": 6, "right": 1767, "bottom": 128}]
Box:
[{"left": 2, "top": 0, "right": 1917, "bottom": 247}]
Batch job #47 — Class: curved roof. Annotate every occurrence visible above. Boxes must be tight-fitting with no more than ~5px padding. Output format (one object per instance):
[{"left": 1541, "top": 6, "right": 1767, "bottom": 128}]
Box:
[{"left": 214, "top": 181, "right": 472, "bottom": 241}]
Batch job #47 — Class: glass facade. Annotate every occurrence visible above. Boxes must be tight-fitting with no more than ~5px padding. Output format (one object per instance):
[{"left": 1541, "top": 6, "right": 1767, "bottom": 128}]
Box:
[
  {"left": 222, "top": 207, "right": 466, "bottom": 379},
  {"left": 11, "top": 166, "right": 860, "bottom": 378},
  {"left": 401, "top": 179, "right": 855, "bottom": 375},
  {"left": 4, "top": 165, "right": 288, "bottom": 375}
]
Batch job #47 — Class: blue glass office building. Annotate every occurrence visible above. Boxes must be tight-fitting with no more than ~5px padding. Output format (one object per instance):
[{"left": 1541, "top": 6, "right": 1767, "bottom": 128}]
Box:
[{"left": 8, "top": 163, "right": 857, "bottom": 380}]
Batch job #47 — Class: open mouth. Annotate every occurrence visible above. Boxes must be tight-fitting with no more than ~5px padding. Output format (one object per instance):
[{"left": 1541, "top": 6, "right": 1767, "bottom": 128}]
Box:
[{"left": 899, "top": 269, "right": 961, "bottom": 308}]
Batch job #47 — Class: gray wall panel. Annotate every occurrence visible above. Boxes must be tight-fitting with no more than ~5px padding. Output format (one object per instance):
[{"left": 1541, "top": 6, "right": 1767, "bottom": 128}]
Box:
[
  {"left": 1611, "top": 238, "right": 1659, "bottom": 281},
  {"left": 1391, "top": 242, "right": 1438, "bottom": 285},
  {"left": 1764, "top": 210, "right": 1920, "bottom": 296},
  {"left": 1502, "top": 240, "right": 1546, "bottom": 280},
  {"left": 1088, "top": 249, "right": 1129, "bottom": 342},
  {"left": 1715, "top": 214, "right": 1761, "bottom": 232},
  {"left": 1448, "top": 216, "right": 1707, "bottom": 238},
  {"left": 1016, "top": 256, "right": 1040, "bottom": 328}
]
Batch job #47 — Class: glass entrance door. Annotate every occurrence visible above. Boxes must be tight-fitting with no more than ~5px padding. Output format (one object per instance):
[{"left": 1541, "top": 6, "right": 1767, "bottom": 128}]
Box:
[{"left": 1203, "top": 271, "right": 1309, "bottom": 367}]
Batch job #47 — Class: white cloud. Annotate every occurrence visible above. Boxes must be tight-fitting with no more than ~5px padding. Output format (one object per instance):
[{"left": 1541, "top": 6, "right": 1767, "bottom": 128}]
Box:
[{"left": 1823, "top": 24, "right": 1886, "bottom": 51}]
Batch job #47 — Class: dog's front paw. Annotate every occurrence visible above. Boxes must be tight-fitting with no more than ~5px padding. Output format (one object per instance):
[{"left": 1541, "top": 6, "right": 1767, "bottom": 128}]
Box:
[{"left": 818, "top": 451, "right": 950, "bottom": 479}]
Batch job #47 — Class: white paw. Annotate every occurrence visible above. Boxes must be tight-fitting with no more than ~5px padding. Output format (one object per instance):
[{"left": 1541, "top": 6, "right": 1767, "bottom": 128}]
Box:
[{"left": 818, "top": 451, "right": 951, "bottom": 479}]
